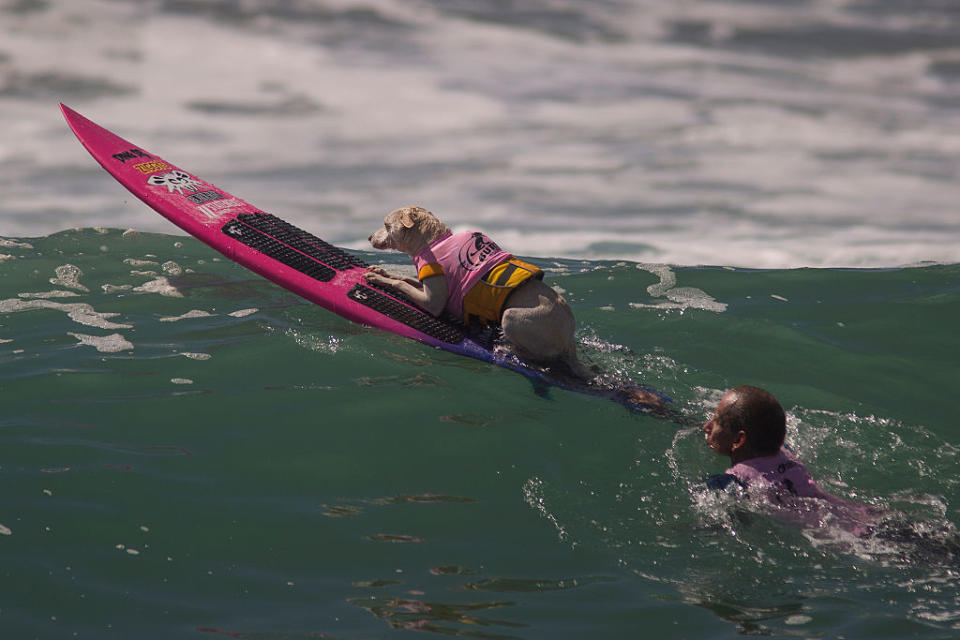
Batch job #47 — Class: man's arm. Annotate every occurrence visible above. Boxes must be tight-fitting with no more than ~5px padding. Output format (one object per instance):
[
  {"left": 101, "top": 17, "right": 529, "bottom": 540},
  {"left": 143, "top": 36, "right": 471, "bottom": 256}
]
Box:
[{"left": 705, "top": 473, "right": 744, "bottom": 491}]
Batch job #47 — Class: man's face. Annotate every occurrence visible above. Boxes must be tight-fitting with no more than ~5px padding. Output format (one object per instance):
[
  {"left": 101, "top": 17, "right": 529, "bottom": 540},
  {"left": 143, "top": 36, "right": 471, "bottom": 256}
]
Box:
[{"left": 703, "top": 391, "right": 738, "bottom": 456}]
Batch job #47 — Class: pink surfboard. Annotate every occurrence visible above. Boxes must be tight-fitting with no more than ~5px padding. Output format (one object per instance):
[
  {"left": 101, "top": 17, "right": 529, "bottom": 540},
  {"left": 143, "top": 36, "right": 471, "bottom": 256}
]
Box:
[{"left": 61, "top": 103, "right": 667, "bottom": 413}]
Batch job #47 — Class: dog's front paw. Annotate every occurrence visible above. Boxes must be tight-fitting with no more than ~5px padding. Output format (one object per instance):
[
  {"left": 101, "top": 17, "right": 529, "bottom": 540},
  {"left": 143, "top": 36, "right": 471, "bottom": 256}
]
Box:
[{"left": 363, "top": 270, "right": 392, "bottom": 286}]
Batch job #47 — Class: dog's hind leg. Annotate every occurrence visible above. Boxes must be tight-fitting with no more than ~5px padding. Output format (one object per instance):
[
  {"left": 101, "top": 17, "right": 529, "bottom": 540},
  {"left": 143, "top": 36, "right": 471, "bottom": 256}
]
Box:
[{"left": 501, "top": 301, "right": 594, "bottom": 383}]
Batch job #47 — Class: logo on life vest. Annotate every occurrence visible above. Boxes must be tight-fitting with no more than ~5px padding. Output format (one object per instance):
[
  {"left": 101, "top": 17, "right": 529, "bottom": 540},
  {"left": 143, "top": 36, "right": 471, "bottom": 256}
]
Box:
[
  {"left": 458, "top": 232, "right": 501, "bottom": 271},
  {"left": 147, "top": 170, "right": 203, "bottom": 195}
]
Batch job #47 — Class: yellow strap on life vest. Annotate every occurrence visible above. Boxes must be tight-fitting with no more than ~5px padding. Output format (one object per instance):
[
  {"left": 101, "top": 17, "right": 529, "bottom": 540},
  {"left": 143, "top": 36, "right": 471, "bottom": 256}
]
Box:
[
  {"left": 418, "top": 262, "right": 444, "bottom": 280},
  {"left": 462, "top": 258, "right": 543, "bottom": 326}
]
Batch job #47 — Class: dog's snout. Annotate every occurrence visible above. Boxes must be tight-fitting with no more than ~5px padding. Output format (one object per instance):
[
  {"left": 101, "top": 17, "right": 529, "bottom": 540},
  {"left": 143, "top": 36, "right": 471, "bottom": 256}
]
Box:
[{"left": 368, "top": 227, "right": 390, "bottom": 251}]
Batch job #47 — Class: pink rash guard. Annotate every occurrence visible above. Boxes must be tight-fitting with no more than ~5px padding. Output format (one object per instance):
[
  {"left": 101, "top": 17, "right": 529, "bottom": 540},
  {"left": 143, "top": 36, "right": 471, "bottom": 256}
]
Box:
[
  {"left": 725, "top": 448, "right": 878, "bottom": 535},
  {"left": 412, "top": 231, "right": 512, "bottom": 318}
]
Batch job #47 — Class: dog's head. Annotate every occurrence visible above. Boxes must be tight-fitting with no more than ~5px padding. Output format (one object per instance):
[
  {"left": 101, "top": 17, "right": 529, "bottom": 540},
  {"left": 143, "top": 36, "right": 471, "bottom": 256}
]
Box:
[{"left": 368, "top": 206, "right": 449, "bottom": 254}]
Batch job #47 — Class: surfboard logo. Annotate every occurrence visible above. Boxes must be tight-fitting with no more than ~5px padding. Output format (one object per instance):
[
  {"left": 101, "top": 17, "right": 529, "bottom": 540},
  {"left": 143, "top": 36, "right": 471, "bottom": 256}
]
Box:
[
  {"left": 147, "top": 170, "right": 203, "bottom": 195},
  {"left": 133, "top": 160, "right": 171, "bottom": 175},
  {"left": 112, "top": 148, "right": 151, "bottom": 163},
  {"left": 185, "top": 190, "right": 225, "bottom": 204},
  {"left": 458, "top": 232, "right": 501, "bottom": 271},
  {"left": 196, "top": 197, "right": 245, "bottom": 219}
]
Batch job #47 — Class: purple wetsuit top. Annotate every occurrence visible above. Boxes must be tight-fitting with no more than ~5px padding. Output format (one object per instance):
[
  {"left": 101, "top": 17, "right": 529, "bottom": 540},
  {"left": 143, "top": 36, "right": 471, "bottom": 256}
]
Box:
[
  {"left": 725, "top": 448, "right": 878, "bottom": 535},
  {"left": 727, "top": 448, "right": 827, "bottom": 499}
]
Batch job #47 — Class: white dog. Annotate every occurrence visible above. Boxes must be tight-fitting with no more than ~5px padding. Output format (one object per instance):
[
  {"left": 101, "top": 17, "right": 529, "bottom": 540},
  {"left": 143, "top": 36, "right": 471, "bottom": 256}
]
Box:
[{"left": 364, "top": 206, "right": 591, "bottom": 380}]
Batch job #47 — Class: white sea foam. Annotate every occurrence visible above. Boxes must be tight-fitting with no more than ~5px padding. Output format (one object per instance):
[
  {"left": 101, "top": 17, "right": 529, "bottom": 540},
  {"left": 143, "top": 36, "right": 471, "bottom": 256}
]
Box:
[
  {"left": 19, "top": 290, "right": 80, "bottom": 299},
  {"left": 630, "top": 264, "right": 728, "bottom": 313},
  {"left": 0, "top": 298, "right": 132, "bottom": 329},
  {"left": 124, "top": 259, "right": 160, "bottom": 268},
  {"left": 68, "top": 332, "right": 134, "bottom": 353},
  {"left": 101, "top": 284, "right": 133, "bottom": 293},
  {"left": 159, "top": 310, "right": 212, "bottom": 322},
  {"left": 0, "top": 239, "right": 32, "bottom": 249},
  {"left": 49, "top": 265, "right": 89, "bottom": 292},
  {"left": 180, "top": 352, "right": 211, "bottom": 360},
  {"left": 133, "top": 277, "right": 183, "bottom": 298},
  {"left": 3, "top": 0, "right": 960, "bottom": 268}
]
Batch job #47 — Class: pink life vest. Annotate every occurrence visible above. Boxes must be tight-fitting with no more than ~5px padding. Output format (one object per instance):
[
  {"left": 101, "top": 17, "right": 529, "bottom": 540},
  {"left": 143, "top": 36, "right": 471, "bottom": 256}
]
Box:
[{"left": 412, "top": 231, "right": 512, "bottom": 318}]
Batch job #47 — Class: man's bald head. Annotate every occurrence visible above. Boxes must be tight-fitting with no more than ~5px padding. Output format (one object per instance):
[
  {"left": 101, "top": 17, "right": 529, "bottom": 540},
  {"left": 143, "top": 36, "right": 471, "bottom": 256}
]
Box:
[{"left": 719, "top": 386, "right": 786, "bottom": 456}]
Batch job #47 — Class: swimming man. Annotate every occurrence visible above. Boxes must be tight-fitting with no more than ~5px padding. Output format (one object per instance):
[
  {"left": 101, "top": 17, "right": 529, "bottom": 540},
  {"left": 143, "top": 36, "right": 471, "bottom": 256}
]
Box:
[{"left": 703, "top": 385, "right": 878, "bottom": 535}]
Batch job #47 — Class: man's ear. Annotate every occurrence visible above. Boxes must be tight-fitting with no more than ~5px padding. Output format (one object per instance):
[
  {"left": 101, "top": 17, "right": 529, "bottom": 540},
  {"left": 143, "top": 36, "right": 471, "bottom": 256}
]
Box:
[{"left": 730, "top": 430, "right": 748, "bottom": 453}]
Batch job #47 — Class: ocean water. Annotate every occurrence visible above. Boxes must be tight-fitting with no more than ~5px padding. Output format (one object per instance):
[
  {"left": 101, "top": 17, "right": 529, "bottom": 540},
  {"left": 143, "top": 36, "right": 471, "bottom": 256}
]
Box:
[
  {"left": 0, "top": 230, "right": 958, "bottom": 639},
  {"left": 2, "top": 0, "right": 960, "bottom": 638}
]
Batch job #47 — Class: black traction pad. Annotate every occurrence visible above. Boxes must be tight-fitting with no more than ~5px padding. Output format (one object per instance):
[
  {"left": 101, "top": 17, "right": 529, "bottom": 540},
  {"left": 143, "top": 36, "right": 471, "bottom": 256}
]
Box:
[
  {"left": 222, "top": 212, "right": 499, "bottom": 349},
  {"left": 221, "top": 212, "right": 369, "bottom": 282},
  {"left": 234, "top": 212, "right": 368, "bottom": 271},
  {"left": 222, "top": 215, "right": 336, "bottom": 282},
  {"left": 348, "top": 283, "right": 465, "bottom": 344},
  {"left": 359, "top": 280, "right": 502, "bottom": 350}
]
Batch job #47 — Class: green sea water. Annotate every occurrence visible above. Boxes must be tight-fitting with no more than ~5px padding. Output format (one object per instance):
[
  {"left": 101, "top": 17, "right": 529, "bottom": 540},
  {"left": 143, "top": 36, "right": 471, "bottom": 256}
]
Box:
[{"left": 1, "top": 229, "right": 958, "bottom": 639}]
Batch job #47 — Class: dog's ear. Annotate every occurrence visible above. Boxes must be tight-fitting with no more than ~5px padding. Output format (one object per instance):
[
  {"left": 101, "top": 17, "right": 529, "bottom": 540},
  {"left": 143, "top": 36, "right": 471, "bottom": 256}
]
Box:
[{"left": 399, "top": 206, "right": 429, "bottom": 229}]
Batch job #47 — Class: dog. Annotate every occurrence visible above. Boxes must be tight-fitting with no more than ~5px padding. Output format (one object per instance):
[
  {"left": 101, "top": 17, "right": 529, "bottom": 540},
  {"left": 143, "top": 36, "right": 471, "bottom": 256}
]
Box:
[{"left": 364, "top": 206, "right": 592, "bottom": 380}]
